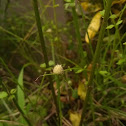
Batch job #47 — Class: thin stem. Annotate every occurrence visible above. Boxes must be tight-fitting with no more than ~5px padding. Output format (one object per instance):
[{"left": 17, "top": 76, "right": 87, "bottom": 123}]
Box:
[
  {"left": 79, "top": 0, "right": 113, "bottom": 126},
  {"left": 32, "top": 0, "right": 48, "bottom": 66},
  {"left": 78, "top": 3, "right": 94, "bottom": 57},
  {"left": 52, "top": 0, "right": 57, "bottom": 64},
  {"left": 2, "top": 99, "right": 16, "bottom": 120},
  {"left": 56, "top": 75, "right": 62, "bottom": 126},
  {"left": 71, "top": 0, "right": 84, "bottom": 65},
  {"left": 32, "top": 0, "right": 59, "bottom": 119}
]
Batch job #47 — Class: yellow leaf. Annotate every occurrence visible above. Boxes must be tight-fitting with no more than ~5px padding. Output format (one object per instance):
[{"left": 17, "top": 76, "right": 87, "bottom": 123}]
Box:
[
  {"left": 85, "top": 12, "right": 102, "bottom": 43},
  {"left": 69, "top": 111, "right": 81, "bottom": 126},
  {"left": 81, "top": 2, "right": 91, "bottom": 11},
  {"left": 81, "top": 2, "right": 101, "bottom": 12},
  {"left": 78, "top": 81, "right": 87, "bottom": 100}
]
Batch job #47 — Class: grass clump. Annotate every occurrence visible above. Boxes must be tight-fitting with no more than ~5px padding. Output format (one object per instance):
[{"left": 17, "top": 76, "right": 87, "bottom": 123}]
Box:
[{"left": 0, "top": 0, "right": 126, "bottom": 126}]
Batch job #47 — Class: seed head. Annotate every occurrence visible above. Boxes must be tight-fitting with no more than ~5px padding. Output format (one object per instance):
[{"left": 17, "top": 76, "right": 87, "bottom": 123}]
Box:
[{"left": 53, "top": 64, "right": 63, "bottom": 74}]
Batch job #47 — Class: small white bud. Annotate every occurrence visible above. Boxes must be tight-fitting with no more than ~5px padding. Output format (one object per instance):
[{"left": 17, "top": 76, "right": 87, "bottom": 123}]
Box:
[
  {"left": 53, "top": 64, "right": 63, "bottom": 74},
  {"left": 46, "top": 28, "right": 52, "bottom": 33}
]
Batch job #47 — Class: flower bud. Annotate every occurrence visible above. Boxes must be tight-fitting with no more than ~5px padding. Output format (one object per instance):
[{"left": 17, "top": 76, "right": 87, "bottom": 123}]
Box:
[{"left": 53, "top": 64, "right": 63, "bottom": 74}]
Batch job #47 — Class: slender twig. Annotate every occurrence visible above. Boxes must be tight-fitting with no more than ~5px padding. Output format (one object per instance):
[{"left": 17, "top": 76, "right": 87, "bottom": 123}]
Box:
[
  {"left": 56, "top": 75, "right": 62, "bottom": 126},
  {"left": 79, "top": 0, "right": 113, "bottom": 126},
  {"left": 32, "top": 0, "right": 59, "bottom": 118},
  {"left": 71, "top": 0, "right": 85, "bottom": 64}
]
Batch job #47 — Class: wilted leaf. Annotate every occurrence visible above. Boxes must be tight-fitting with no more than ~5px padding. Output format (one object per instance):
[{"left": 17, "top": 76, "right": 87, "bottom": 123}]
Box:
[
  {"left": 69, "top": 111, "right": 81, "bottom": 126},
  {"left": 121, "top": 75, "right": 126, "bottom": 84},
  {"left": 78, "top": 82, "right": 87, "bottom": 100},
  {"left": 87, "top": 64, "right": 92, "bottom": 79},
  {"left": 85, "top": 12, "right": 102, "bottom": 43},
  {"left": 81, "top": 2, "right": 91, "bottom": 11},
  {"left": 81, "top": 2, "right": 101, "bottom": 12}
]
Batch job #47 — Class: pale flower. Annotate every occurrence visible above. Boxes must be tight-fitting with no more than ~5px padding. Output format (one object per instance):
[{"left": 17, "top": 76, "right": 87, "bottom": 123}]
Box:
[{"left": 53, "top": 64, "right": 63, "bottom": 74}]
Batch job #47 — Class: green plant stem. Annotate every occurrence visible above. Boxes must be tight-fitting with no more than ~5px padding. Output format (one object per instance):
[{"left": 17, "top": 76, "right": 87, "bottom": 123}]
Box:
[
  {"left": 32, "top": 0, "right": 48, "bottom": 66},
  {"left": 79, "top": 0, "right": 112, "bottom": 126},
  {"left": 32, "top": 0, "right": 59, "bottom": 118},
  {"left": 52, "top": 0, "right": 57, "bottom": 64},
  {"left": 71, "top": 0, "right": 84, "bottom": 64},
  {"left": 56, "top": 75, "right": 62, "bottom": 126},
  {"left": 78, "top": 3, "right": 94, "bottom": 57}
]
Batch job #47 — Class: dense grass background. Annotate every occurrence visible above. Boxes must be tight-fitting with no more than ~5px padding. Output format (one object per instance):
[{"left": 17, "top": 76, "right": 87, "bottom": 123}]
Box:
[{"left": 0, "top": 0, "right": 126, "bottom": 126}]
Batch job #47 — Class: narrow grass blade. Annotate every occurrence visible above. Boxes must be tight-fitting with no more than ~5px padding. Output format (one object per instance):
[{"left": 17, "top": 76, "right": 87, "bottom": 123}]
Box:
[{"left": 17, "top": 67, "right": 27, "bottom": 125}]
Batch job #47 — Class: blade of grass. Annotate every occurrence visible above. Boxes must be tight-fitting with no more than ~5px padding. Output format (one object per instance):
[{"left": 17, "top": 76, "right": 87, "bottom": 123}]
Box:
[
  {"left": 17, "top": 68, "right": 25, "bottom": 111},
  {"left": 17, "top": 66, "right": 27, "bottom": 125}
]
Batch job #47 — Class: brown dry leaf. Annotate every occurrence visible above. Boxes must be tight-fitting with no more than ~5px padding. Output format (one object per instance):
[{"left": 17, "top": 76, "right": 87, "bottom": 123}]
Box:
[
  {"left": 69, "top": 111, "right": 81, "bottom": 126},
  {"left": 85, "top": 11, "right": 102, "bottom": 43},
  {"left": 121, "top": 75, "right": 126, "bottom": 84},
  {"left": 78, "top": 81, "right": 87, "bottom": 100},
  {"left": 87, "top": 64, "right": 92, "bottom": 79}
]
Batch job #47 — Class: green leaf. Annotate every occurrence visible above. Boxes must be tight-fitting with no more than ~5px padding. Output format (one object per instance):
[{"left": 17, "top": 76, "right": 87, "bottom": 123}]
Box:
[
  {"left": 99, "top": 71, "right": 110, "bottom": 77},
  {"left": 53, "top": 4, "right": 59, "bottom": 8},
  {"left": 110, "top": 14, "right": 117, "bottom": 19},
  {"left": 100, "top": 10, "right": 105, "bottom": 17},
  {"left": 106, "top": 24, "right": 114, "bottom": 29},
  {"left": 17, "top": 68, "right": 25, "bottom": 111},
  {"left": 46, "top": 67, "right": 52, "bottom": 71},
  {"left": 64, "top": 0, "right": 71, "bottom": 3},
  {"left": 123, "top": 42, "right": 126, "bottom": 45},
  {"left": 0, "top": 91, "right": 8, "bottom": 99},
  {"left": 69, "top": 3, "right": 75, "bottom": 7},
  {"left": 116, "top": 58, "right": 125, "bottom": 65},
  {"left": 8, "top": 95, "right": 15, "bottom": 101},
  {"left": 75, "top": 68, "right": 83, "bottom": 73},
  {"left": 72, "top": 89, "right": 78, "bottom": 99},
  {"left": 49, "top": 60, "right": 55, "bottom": 66},
  {"left": 40, "top": 63, "right": 46, "bottom": 68},
  {"left": 116, "top": 20, "right": 123, "bottom": 26},
  {"left": 17, "top": 66, "right": 29, "bottom": 125},
  {"left": 10, "top": 89, "right": 16, "bottom": 94},
  {"left": 64, "top": 3, "right": 75, "bottom": 10}
]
